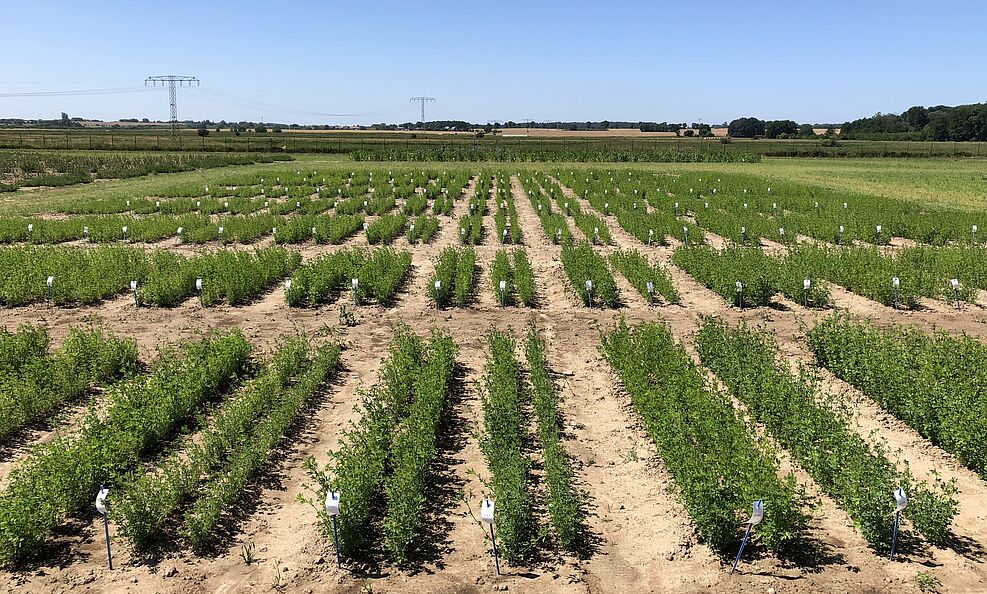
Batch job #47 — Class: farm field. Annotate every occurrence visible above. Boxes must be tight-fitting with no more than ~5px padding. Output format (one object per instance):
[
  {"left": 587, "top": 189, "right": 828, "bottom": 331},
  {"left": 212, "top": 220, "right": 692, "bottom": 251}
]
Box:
[{"left": 0, "top": 154, "right": 986, "bottom": 594}]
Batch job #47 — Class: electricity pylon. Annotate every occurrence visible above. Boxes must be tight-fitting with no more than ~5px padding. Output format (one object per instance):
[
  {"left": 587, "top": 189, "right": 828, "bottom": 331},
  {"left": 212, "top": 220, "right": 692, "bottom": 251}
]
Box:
[
  {"left": 409, "top": 96, "right": 435, "bottom": 123},
  {"left": 145, "top": 75, "right": 200, "bottom": 138}
]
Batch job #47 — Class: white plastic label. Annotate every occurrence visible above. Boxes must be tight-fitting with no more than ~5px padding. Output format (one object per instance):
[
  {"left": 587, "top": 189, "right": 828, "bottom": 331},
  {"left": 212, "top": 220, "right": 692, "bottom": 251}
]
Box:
[
  {"left": 177, "top": 226, "right": 183, "bottom": 235},
  {"left": 434, "top": 280, "right": 441, "bottom": 290},
  {"left": 499, "top": 280, "right": 507, "bottom": 292},
  {"left": 27, "top": 224, "right": 33, "bottom": 232},
  {"left": 951, "top": 278, "right": 959, "bottom": 290},
  {"left": 325, "top": 491, "right": 341, "bottom": 516},
  {"left": 130, "top": 280, "right": 137, "bottom": 291},
  {"left": 893, "top": 487, "right": 907, "bottom": 513},
  {"left": 284, "top": 279, "right": 291, "bottom": 292},
  {"left": 122, "top": 226, "right": 128, "bottom": 234},
  {"left": 748, "top": 499, "right": 764, "bottom": 525},
  {"left": 352, "top": 278, "right": 359, "bottom": 289},
  {"left": 585, "top": 280, "right": 593, "bottom": 292},
  {"left": 95, "top": 487, "right": 109, "bottom": 515},
  {"left": 481, "top": 499, "right": 495, "bottom": 524},
  {"left": 839, "top": 225, "right": 845, "bottom": 233},
  {"left": 803, "top": 278, "right": 811, "bottom": 290},
  {"left": 196, "top": 278, "right": 203, "bottom": 291},
  {"left": 892, "top": 276, "right": 900, "bottom": 288},
  {"left": 272, "top": 227, "right": 278, "bottom": 235},
  {"left": 735, "top": 281, "right": 743, "bottom": 292},
  {"left": 876, "top": 225, "right": 882, "bottom": 233},
  {"left": 218, "top": 226, "right": 224, "bottom": 235},
  {"left": 47, "top": 276, "right": 54, "bottom": 287},
  {"left": 646, "top": 281, "right": 654, "bottom": 294},
  {"left": 974, "top": 225, "right": 979, "bottom": 233}
]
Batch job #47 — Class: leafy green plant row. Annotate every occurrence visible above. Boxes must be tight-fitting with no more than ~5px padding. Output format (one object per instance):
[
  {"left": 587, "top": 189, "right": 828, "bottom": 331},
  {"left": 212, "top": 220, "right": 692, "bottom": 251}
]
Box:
[
  {"left": 184, "top": 340, "right": 341, "bottom": 552},
  {"left": 0, "top": 212, "right": 367, "bottom": 246},
  {"left": 560, "top": 243, "right": 618, "bottom": 307},
  {"left": 406, "top": 215, "right": 439, "bottom": 244},
  {"left": 113, "top": 335, "right": 335, "bottom": 552},
  {"left": 481, "top": 330, "right": 537, "bottom": 563},
  {"left": 608, "top": 250, "right": 679, "bottom": 304},
  {"left": 431, "top": 246, "right": 476, "bottom": 308},
  {"left": 382, "top": 330, "right": 458, "bottom": 562},
  {"left": 490, "top": 249, "right": 536, "bottom": 307},
  {"left": 141, "top": 247, "right": 300, "bottom": 307},
  {"left": 304, "top": 328, "right": 457, "bottom": 563},
  {"left": 524, "top": 328, "right": 582, "bottom": 551},
  {"left": 286, "top": 248, "right": 412, "bottom": 307},
  {"left": 696, "top": 319, "right": 957, "bottom": 549},
  {"left": 808, "top": 315, "right": 987, "bottom": 478},
  {"left": 0, "top": 325, "right": 138, "bottom": 443},
  {"left": 367, "top": 214, "right": 408, "bottom": 245},
  {"left": 0, "top": 330, "right": 252, "bottom": 564},
  {"left": 519, "top": 175, "right": 573, "bottom": 245},
  {"left": 493, "top": 174, "right": 521, "bottom": 244},
  {"left": 671, "top": 246, "right": 831, "bottom": 308},
  {"left": 600, "top": 320, "right": 807, "bottom": 553}
]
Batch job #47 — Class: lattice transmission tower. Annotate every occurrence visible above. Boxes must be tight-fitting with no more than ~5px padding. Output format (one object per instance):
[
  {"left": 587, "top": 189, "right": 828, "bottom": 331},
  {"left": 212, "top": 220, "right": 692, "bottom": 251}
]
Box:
[
  {"left": 145, "top": 75, "right": 200, "bottom": 138},
  {"left": 410, "top": 96, "right": 435, "bottom": 123}
]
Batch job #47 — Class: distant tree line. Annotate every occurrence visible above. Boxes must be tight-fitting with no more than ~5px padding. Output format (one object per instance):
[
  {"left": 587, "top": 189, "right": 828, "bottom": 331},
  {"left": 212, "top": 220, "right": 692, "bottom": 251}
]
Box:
[
  {"left": 841, "top": 104, "right": 987, "bottom": 141},
  {"left": 726, "top": 117, "right": 830, "bottom": 139}
]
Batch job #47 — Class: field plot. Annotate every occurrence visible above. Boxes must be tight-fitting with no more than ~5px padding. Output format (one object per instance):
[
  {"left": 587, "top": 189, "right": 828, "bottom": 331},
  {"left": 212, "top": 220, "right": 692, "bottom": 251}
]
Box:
[{"left": 0, "top": 155, "right": 986, "bottom": 594}]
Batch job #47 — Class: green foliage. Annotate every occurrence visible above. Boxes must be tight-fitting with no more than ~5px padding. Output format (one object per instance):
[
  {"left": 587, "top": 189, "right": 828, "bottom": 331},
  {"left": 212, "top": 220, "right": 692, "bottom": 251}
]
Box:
[
  {"left": 141, "top": 248, "right": 300, "bottom": 307},
  {"left": 608, "top": 250, "right": 679, "bottom": 304},
  {"left": 406, "top": 216, "right": 439, "bottom": 244},
  {"left": 0, "top": 330, "right": 251, "bottom": 564},
  {"left": 383, "top": 330, "right": 458, "bottom": 563},
  {"left": 114, "top": 336, "right": 337, "bottom": 553},
  {"left": 430, "top": 247, "right": 475, "bottom": 308},
  {"left": 0, "top": 325, "right": 138, "bottom": 442},
  {"left": 480, "top": 330, "right": 537, "bottom": 563},
  {"left": 286, "top": 248, "right": 411, "bottom": 307},
  {"left": 560, "top": 243, "right": 618, "bottom": 307},
  {"left": 512, "top": 249, "right": 536, "bottom": 307},
  {"left": 525, "top": 328, "right": 581, "bottom": 550},
  {"left": 672, "top": 246, "right": 830, "bottom": 308},
  {"left": 697, "top": 319, "right": 957, "bottom": 549},
  {"left": 303, "top": 328, "right": 456, "bottom": 563},
  {"left": 184, "top": 342, "right": 341, "bottom": 552},
  {"left": 366, "top": 214, "right": 407, "bottom": 245},
  {"left": 809, "top": 315, "right": 987, "bottom": 479},
  {"left": 600, "top": 320, "right": 807, "bottom": 553},
  {"left": 0, "top": 245, "right": 148, "bottom": 306}
]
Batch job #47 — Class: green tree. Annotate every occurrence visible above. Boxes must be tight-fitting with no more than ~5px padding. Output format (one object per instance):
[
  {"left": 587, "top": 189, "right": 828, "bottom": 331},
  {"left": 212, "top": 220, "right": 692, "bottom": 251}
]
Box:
[
  {"left": 727, "top": 117, "right": 765, "bottom": 138},
  {"left": 765, "top": 120, "right": 799, "bottom": 139}
]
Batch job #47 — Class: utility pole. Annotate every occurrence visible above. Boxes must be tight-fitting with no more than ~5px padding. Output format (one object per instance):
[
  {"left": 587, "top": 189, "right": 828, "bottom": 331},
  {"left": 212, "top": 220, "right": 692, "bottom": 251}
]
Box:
[
  {"left": 145, "top": 75, "right": 200, "bottom": 138},
  {"left": 409, "top": 96, "right": 436, "bottom": 123}
]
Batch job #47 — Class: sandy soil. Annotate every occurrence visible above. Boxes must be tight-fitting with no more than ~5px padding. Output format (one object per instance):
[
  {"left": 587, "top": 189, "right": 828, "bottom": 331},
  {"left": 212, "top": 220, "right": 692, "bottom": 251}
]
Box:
[{"left": 0, "top": 175, "right": 984, "bottom": 594}]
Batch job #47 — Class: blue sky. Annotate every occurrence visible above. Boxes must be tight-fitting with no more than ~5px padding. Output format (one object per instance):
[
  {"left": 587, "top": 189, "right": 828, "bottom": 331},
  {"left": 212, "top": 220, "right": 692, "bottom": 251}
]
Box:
[{"left": 2, "top": 0, "right": 985, "bottom": 125}]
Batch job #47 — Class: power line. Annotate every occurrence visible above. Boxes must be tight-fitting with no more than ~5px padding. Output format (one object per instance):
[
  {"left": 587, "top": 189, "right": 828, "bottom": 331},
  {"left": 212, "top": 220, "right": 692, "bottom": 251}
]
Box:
[
  {"left": 186, "top": 88, "right": 407, "bottom": 119},
  {"left": 0, "top": 86, "right": 155, "bottom": 98},
  {"left": 145, "top": 75, "right": 199, "bottom": 138}
]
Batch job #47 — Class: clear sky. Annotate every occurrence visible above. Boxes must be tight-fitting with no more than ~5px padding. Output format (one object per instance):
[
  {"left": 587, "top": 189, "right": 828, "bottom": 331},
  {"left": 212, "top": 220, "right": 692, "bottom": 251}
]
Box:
[{"left": 2, "top": 0, "right": 985, "bottom": 126}]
